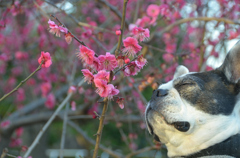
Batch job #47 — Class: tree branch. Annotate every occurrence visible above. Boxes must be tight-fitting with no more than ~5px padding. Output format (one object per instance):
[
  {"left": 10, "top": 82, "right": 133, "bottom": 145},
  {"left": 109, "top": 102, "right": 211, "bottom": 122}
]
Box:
[
  {"left": 115, "top": 0, "right": 129, "bottom": 56},
  {"left": 0, "top": 62, "right": 42, "bottom": 102}
]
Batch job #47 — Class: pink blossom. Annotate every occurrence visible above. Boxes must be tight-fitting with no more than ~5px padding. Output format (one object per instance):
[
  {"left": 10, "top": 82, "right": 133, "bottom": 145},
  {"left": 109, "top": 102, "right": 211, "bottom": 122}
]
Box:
[
  {"left": 166, "top": 43, "right": 176, "bottom": 54},
  {"left": 1, "top": 120, "right": 10, "bottom": 128},
  {"left": 41, "top": 82, "right": 52, "bottom": 97},
  {"left": 15, "top": 51, "right": 29, "bottom": 60},
  {"left": 117, "top": 56, "right": 125, "bottom": 67},
  {"left": 123, "top": 62, "right": 140, "bottom": 76},
  {"left": 94, "top": 79, "right": 111, "bottom": 97},
  {"left": 125, "top": 58, "right": 130, "bottom": 64},
  {"left": 136, "top": 16, "right": 151, "bottom": 27},
  {"left": 116, "top": 98, "right": 124, "bottom": 109},
  {"left": 45, "top": 93, "right": 55, "bottom": 109},
  {"left": 159, "top": 4, "right": 170, "bottom": 16},
  {"left": 135, "top": 55, "right": 147, "bottom": 69},
  {"left": 68, "top": 86, "right": 76, "bottom": 93},
  {"left": 59, "top": 26, "right": 68, "bottom": 34},
  {"left": 81, "top": 69, "right": 94, "bottom": 84},
  {"left": 129, "top": 24, "right": 137, "bottom": 31},
  {"left": 122, "top": 37, "right": 142, "bottom": 57},
  {"left": 65, "top": 32, "right": 73, "bottom": 44},
  {"left": 77, "top": 46, "right": 95, "bottom": 65},
  {"left": 17, "top": 88, "right": 25, "bottom": 102},
  {"left": 10, "top": 138, "right": 22, "bottom": 147},
  {"left": 98, "top": 52, "right": 118, "bottom": 71},
  {"left": 92, "top": 57, "right": 101, "bottom": 71},
  {"left": 131, "top": 27, "right": 150, "bottom": 42},
  {"left": 116, "top": 30, "right": 121, "bottom": 35},
  {"left": 229, "top": 30, "right": 238, "bottom": 40},
  {"left": 94, "top": 70, "right": 113, "bottom": 83},
  {"left": 71, "top": 101, "right": 76, "bottom": 111},
  {"left": 38, "top": 51, "right": 52, "bottom": 68},
  {"left": 163, "top": 53, "right": 174, "bottom": 63},
  {"left": 15, "top": 127, "right": 24, "bottom": 137},
  {"left": 107, "top": 84, "right": 119, "bottom": 99},
  {"left": 48, "top": 19, "right": 61, "bottom": 37},
  {"left": 147, "top": 4, "right": 160, "bottom": 17}
]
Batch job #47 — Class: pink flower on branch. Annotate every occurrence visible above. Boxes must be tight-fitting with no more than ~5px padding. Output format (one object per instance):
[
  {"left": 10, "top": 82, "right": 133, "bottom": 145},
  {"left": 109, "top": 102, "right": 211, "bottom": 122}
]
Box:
[
  {"left": 116, "top": 98, "right": 124, "bottom": 109},
  {"left": 123, "top": 61, "right": 140, "bottom": 76},
  {"left": 116, "top": 30, "right": 121, "bottom": 35},
  {"left": 0, "top": 120, "right": 10, "bottom": 128},
  {"left": 98, "top": 52, "right": 118, "bottom": 71},
  {"left": 147, "top": 4, "right": 160, "bottom": 17},
  {"left": 81, "top": 69, "right": 94, "bottom": 84},
  {"left": 38, "top": 51, "right": 52, "bottom": 68},
  {"left": 77, "top": 46, "right": 95, "bottom": 65},
  {"left": 94, "top": 79, "right": 111, "bottom": 98},
  {"left": 92, "top": 57, "right": 101, "bottom": 71},
  {"left": 131, "top": 27, "right": 150, "bottom": 42},
  {"left": 107, "top": 84, "right": 119, "bottom": 100},
  {"left": 65, "top": 32, "right": 74, "bottom": 44},
  {"left": 135, "top": 55, "right": 147, "bottom": 69},
  {"left": 48, "top": 19, "right": 68, "bottom": 37},
  {"left": 94, "top": 70, "right": 114, "bottom": 83},
  {"left": 45, "top": 93, "right": 55, "bottom": 109},
  {"left": 122, "top": 37, "right": 142, "bottom": 57}
]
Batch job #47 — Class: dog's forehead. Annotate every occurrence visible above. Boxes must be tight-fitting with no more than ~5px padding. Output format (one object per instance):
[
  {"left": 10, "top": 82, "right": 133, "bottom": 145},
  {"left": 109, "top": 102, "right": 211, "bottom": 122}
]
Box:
[{"left": 158, "top": 70, "right": 238, "bottom": 115}]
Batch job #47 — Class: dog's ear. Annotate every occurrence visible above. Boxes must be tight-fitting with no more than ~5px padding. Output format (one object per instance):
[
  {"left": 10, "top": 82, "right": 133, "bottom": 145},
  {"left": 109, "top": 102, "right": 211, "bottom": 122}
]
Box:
[
  {"left": 218, "top": 41, "right": 240, "bottom": 83},
  {"left": 173, "top": 65, "right": 189, "bottom": 79}
]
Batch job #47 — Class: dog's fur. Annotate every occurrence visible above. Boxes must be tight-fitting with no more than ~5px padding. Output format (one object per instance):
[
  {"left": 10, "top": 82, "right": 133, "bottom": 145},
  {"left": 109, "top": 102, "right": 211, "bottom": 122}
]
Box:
[{"left": 145, "top": 41, "right": 240, "bottom": 158}]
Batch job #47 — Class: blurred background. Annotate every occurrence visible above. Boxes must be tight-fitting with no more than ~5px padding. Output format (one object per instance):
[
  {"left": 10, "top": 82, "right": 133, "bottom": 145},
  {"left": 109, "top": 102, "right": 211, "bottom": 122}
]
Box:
[{"left": 0, "top": 0, "right": 240, "bottom": 157}]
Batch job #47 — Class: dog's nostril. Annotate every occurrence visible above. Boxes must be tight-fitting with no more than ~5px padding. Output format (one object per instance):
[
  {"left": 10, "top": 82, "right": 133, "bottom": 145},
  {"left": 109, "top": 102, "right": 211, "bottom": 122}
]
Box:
[{"left": 156, "top": 89, "right": 168, "bottom": 97}]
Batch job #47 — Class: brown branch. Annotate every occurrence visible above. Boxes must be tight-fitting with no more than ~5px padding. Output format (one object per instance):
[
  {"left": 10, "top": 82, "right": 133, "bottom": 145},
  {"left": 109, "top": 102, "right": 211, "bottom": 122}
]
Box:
[
  {"left": 97, "top": 0, "right": 129, "bottom": 27},
  {"left": 66, "top": 120, "right": 123, "bottom": 158},
  {"left": 92, "top": 97, "right": 109, "bottom": 158},
  {"left": 125, "top": 146, "right": 158, "bottom": 158},
  {"left": 0, "top": 62, "right": 42, "bottom": 102},
  {"left": 50, "top": 14, "right": 87, "bottom": 47},
  {"left": 157, "top": 17, "right": 240, "bottom": 36},
  {"left": 115, "top": 0, "right": 129, "bottom": 56}
]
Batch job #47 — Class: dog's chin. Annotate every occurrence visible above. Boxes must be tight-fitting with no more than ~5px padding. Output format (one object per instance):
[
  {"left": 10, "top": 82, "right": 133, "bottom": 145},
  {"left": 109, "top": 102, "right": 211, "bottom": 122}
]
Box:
[{"left": 146, "top": 108, "right": 191, "bottom": 142}]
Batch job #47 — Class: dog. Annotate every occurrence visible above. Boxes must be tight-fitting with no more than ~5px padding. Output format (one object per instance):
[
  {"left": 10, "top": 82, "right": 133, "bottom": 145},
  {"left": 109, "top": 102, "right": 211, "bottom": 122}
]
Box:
[{"left": 145, "top": 41, "right": 240, "bottom": 158}]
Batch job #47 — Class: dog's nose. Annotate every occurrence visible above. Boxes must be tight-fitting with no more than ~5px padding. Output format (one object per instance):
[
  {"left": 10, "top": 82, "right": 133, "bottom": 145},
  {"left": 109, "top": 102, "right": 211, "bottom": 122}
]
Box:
[{"left": 154, "top": 89, "right": 168, "bottom": 97}]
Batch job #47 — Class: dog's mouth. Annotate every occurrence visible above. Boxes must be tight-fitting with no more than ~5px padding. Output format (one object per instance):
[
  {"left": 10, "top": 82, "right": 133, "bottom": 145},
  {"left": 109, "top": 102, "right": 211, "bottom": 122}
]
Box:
[{"left": 146, "top": 107, "right": 190, "bottom": 142}]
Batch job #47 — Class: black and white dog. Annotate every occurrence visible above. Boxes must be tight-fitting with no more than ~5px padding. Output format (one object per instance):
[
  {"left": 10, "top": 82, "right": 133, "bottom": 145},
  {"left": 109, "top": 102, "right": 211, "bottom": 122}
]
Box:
[{"left": 145, "top": 41, "right": 240, "bottom": 158}]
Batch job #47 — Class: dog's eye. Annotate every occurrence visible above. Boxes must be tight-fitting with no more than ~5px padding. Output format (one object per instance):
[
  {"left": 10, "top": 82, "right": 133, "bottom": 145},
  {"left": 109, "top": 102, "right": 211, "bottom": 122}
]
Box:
[{"left": 176, "top": 81, "right": 195, "bottom": 87}]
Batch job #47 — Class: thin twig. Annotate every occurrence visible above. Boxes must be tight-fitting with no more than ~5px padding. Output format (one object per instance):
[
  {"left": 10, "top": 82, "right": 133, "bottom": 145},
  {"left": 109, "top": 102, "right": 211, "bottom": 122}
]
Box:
[
  {"left": 0, "top": 62, "right": 42, "bottom": 102},
  {"left": 66, "top": 120, "right": 123, "bottom": 158},
  {"left": 156, "top": 17, "right": 240, "bottom": 37},
  {"left": 97, "top": 0, "right": 129, "bottom": 27},
  {"left": 114, "top": 55, "right": 139, "bottom": 75},
  {"left": 50, "top": 14, "right": 87, "bottom": 46},
  {"left": 0, "top": 148, "right": 8, "bottom": 158},
  {"left": 115, "top": 0, "right": 129, "bottom": 56},
  {"left": 23, "top": 80, "right": 84, "bottom": 158}
]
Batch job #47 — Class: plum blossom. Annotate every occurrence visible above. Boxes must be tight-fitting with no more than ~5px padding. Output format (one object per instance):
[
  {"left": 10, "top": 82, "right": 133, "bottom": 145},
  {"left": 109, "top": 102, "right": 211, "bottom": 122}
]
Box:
[
  {"left": 107, "top": 84, "right": 119, "bottom": 99},
  {"left": 71, "top": 101, "right": 76, "bottom": 111},
  {"left": 229, "top": 30, "right": 238, "bottom": 40},
  {"left": 147, "top": 4, "right": 159, "bottom": 17},
  {"left": 16, "top": 127, "right": 24, "bottom": 137},
  {"left": 116, "top": 30, "right": 121, "bottom": 35},
  {"left": 81, "top": 69, "right": 94, "bottom": 84},
  {"left": 48, "top": 19, "right": 68, "bottom": 37},
  {"left": 68, "top": 86, "right": 76, "bottom": 93},
  {"left": 116, "top": 98, "right": 124, "bottom": 109},
  {"left": 163, "top": 53, "right": 174, "bottom": 63},
  {"left": 38, "top": 51, "right": 52, "bottom": 68},
  {"left": 122, "top": 37, "right": 142, "bottom": 57},
  {"left": 136, "top": 16, "right": 151, "bottom": 27},
  {"left": 159, "top": 4, "right": 170, "bottom": 16},
  {"left": 77, "top": 46, "right": 95, "bottom": 65},
  {"left": 117, "top": 56, "right": 125, "bottom": 67},
  {"left": 41, "top": 82, "right": 52, "bottom": 97},
  {"left": 94, "top": 79, "right": 111, "bottom": 97},
  {"left": 65, "top": 32, "right": 73, "bottom": 44},
  {"left": 135, "top": 55, "right": 147, "bottom": 69},
  {"left": 98, "top": 52, "right": 118, "bottom": 71},
  {"left": 94, "top": 70, "right": 113, "bottom": 83},
  {"left": 131, "top": 27, "right": 150, "bottom": 42},
  {"left": 92, "top": 57, "right": 101, "bottom": 71},
  {"left": 123, "top": 62, "right": 140, "bottom": 76},
  {"left": 1, "top": 120, "right": 10, "bottom": 128},
  {"left": 45, "top": 93, "right": 55, "bottom": 109}
]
